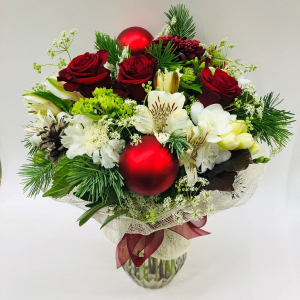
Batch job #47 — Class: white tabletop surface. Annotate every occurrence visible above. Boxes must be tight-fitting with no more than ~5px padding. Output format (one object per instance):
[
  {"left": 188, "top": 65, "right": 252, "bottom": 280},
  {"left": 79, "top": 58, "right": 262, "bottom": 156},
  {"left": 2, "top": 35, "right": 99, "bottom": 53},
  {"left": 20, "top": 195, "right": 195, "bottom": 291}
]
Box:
[{"left": 1, "top": 0, "right": 300, "bottom": 299}]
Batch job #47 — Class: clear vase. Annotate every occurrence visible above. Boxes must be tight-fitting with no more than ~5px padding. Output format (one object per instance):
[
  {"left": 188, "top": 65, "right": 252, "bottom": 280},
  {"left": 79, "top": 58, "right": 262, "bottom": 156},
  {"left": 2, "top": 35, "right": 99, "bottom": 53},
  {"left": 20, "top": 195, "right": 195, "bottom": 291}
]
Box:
[{"left": 122, "top": 253, "right": 187, "bottom": 289}]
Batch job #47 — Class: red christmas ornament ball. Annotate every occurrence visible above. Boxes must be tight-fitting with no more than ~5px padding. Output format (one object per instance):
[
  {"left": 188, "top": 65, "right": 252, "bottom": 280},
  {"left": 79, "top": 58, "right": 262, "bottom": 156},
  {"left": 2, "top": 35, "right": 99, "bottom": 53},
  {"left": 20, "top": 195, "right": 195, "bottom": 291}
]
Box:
[
  {"left": 119, "top": 136, "right": 179, "bottom": 196},
  {"left": 117, "top": 26, "right": 153, "bottom": 56}
]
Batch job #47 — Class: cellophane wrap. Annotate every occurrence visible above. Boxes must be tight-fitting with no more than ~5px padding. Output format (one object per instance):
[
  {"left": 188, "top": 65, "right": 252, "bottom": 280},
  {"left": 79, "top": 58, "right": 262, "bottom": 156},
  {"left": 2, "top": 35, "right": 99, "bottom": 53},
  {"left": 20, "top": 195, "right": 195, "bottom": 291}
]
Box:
[{"left": 53, "top": 145, "right": 268, "bottom": 260}]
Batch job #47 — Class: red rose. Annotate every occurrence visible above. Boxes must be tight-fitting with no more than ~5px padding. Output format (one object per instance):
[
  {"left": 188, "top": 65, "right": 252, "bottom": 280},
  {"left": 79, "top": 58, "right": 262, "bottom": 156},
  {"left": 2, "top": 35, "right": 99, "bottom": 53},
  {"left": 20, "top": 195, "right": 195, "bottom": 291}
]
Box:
[
  {"left": 197, "top": 67, "right": 242, "bottom": 108},
  {"left": 113, "top": 53, "right": 156, "bottom": 101},
  {"left": 57, "top": 50, "right": 111, "bottom": 98}
]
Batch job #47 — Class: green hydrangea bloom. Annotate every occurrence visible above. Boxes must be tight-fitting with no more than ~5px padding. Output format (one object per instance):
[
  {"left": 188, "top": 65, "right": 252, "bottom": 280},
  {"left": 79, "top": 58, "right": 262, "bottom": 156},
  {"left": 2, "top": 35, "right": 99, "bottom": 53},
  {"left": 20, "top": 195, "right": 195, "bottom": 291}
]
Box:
[
  {"left": 181, "top": 67, "right": 196, "bottom": 84},
  {"left": 72, "top": 88, "right": 136, "bottom": 118}
]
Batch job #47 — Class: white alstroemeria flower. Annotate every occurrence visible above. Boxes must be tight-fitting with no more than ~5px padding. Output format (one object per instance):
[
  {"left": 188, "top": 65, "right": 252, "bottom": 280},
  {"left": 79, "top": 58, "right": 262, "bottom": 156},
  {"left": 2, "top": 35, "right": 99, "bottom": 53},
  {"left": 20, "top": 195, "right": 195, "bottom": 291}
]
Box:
[
  {"left": 24, "top": 109, "right": 57, "bottom": 146},
  {"left": 154, "top": 132, "right": 170, "bottom": 144},
  {"left": 180, "top": 125, "right": 231, "bottom": 186},
  {"left": 134, "top": 91, "right": 193, "bottom": 142},
  {"left": 61, "top": 115, "right": 125, "bottom": 168},
  {"left": 24, "top": 110, "right": 55, "bottom": 133},
  {"left": 23, "top": 90, "right": 62, "bottom": 116},
  {"left": 182, "top": 103, "right": 236, "bottom": 186},
  {"left": 44, "top": 73, "right": 82, "bottom": 101}
]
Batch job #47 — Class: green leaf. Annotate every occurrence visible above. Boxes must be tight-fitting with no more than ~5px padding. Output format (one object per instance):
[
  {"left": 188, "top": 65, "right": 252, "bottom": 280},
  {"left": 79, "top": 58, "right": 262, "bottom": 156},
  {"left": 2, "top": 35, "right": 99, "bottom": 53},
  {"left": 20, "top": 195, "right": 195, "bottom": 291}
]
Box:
[
  {"left": 180, "top": 81, "right": 202, "bottom": 93},
  {"left": 42, "top": 156, "right": 76, "bottom": 198},
  {"left": 82, "top": 111, "right": 103, "bottom": 120},
  {"left": 77, "top": 197, "right": 118, "bottom": 227},
  {"left": 100, "top": 210, "right": 127, "bottom": 229},
  {"left": 201, "top": 150, "right": 253, "bottom": 192},
  {"left": 204, "top": 171, "right": 237, "bottom": 192},
  {"left": 61, "top": 99, "right": 75, "bottom": 114}
]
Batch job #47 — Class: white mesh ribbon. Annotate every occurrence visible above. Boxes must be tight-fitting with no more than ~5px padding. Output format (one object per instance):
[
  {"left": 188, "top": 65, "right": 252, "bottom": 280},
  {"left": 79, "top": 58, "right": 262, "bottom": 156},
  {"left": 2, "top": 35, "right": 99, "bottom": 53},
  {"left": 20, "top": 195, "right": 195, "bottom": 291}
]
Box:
[{"left": 53, "top": 145, "right": 268, "bottom": 260}]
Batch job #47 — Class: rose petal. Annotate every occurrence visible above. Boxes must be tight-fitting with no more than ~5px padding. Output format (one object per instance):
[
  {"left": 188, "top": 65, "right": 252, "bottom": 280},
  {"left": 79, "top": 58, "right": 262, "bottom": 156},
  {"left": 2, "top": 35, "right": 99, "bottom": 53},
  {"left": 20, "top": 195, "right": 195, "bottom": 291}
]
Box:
[{"left": 64, "top": 82, "right": 80, "bottom": 91}]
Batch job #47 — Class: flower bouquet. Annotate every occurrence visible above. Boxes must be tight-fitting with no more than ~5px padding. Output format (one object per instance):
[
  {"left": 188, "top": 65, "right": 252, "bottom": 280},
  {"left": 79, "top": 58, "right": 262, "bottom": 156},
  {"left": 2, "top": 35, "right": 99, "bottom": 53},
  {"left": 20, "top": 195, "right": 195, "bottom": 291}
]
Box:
[{"left": 20, "top": 4, "right": 294, "bottom": 289}]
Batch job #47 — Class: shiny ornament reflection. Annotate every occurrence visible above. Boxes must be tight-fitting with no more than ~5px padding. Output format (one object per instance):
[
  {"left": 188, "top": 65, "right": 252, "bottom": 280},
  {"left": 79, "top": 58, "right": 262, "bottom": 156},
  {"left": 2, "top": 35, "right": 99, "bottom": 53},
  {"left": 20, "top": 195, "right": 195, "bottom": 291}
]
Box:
[
  {"left": 117, "top": 27, "right": 153, "bottom": 56},
  {"left": 119, "top": 136, "right": 179, "bottom": 196}
]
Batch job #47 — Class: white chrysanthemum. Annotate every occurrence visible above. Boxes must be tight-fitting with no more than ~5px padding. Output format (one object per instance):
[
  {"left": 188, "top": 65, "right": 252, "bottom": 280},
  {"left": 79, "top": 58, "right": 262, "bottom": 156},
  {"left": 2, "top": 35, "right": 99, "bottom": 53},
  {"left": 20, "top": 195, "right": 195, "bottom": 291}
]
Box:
[
  {"left": 61, "top": 115, "right": 125, "bottom": 168},
  {"left": 134, "top": 90, "right": 193, "bottom": 143}
]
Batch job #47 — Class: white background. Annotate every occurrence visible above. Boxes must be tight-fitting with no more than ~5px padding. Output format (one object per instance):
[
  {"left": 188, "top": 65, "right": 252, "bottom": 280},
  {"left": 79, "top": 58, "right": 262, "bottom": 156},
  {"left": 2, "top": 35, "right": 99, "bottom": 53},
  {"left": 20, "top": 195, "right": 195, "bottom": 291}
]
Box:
[{"left": 1, "top": 0, "right": 300, "bottom": 299}]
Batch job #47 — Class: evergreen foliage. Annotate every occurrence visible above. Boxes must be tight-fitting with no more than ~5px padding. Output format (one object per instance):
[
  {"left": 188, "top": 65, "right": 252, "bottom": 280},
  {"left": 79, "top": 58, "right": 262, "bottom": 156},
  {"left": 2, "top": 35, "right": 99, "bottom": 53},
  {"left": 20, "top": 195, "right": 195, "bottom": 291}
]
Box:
[
  {"left": 19, "top": 152, "right": 54, "bottom": 198},
  {"left": 94, "top": 32, "right": 122, "bottom": 65},
  {"left": 69, "top": 156, "right": 124, "bottom": 203},
  {"left": 165, "top": 4, "right": 196, "bottom": 39},
  {"left": 43, "top": 155, "right": 124, "bottom": 204},
  {"left": 163, "top": 133, "right": 192, "bottom": 159},
  {"left": 22, "top": 134, "right": 39, "bottom": 156},
  {"left": 146, "top": 40, "right": 182, "bottom": 70},
  {"left": 233, "top": 92, "right": 294, "bottom": 150}
]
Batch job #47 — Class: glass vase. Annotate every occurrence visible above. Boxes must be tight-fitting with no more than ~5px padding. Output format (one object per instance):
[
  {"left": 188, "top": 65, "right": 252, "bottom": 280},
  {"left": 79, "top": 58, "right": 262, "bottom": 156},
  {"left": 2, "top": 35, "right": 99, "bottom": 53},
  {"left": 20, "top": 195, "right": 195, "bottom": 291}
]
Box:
[{"left": 122, "top": 253, "right": 187, "bottom": 289}]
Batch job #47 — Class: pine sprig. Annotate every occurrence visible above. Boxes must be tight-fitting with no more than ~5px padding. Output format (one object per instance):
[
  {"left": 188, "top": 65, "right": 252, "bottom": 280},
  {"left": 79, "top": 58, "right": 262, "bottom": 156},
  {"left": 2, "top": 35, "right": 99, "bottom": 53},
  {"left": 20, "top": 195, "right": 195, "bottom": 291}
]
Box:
[
  {"left": 165, "top": 4, "right": 196, "bottom": 39},
  {"left": 146, "top": 40, "right": 182, "bottom": 70},
  {"left": 22, "top": 134, "right": 39, "bottom": 156},
  {"left": 67, "top": 156, "right": 124, "bottom": 203},
  {"left": 233, "top": 92, "right": 294, "bottom": 150},
  {"left": 163, "top": 133, "right": 192, "bottom": 158},
  {"left": 19, "top": 152, "right": 54, "bottom": 198},
  {"left": 94, "top": 32, "right": 122, "bottom": 65}
]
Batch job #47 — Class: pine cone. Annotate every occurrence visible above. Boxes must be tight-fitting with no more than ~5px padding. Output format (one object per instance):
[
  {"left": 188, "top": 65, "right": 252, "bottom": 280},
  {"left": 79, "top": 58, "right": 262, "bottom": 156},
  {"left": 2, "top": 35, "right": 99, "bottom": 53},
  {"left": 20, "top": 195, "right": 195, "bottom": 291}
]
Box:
[
  {"left": 151, "top": 35, "right": 205, "bottom": 62},
  {"left": 37, "top": 120, "right": 67, "bottom": 166}
]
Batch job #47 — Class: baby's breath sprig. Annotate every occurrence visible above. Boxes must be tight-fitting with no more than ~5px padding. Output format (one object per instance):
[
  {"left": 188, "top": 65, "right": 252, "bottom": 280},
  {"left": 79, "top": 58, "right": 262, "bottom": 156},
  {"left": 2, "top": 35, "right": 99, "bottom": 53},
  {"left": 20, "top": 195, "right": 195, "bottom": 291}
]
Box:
[
  {"left": 31, "top": 82, "right": 46, "bottom": 92},
  {"left": 47, "top": 29, "right": 77, "bottom": 61},
  {"left": 33, "top": 57, "right": 67, "bottom": 74},
  {"left": 57, "top": 57, "right": 67, "bottom": 69},
  {"left": 33, "top": 62, "right": 57, "bottom": 74},
  {"left": 130, "top": 133, "right": 142, "bottom": 146},
  {"left": 33, "top": 29, "right": 77, "bottom": 74},
  {"left": 142, "top": 81, "right": 153, "bottom": 94},
  {"left": 200, "top": 38, "right": 257, "bottom": 76}
]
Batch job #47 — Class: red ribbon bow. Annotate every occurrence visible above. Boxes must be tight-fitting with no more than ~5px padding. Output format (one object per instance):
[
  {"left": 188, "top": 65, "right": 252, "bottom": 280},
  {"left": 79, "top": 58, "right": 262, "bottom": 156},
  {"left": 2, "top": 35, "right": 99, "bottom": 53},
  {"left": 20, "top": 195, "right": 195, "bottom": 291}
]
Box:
[{"left": 116, "top": 216, "right": 210, "bottom": 268}]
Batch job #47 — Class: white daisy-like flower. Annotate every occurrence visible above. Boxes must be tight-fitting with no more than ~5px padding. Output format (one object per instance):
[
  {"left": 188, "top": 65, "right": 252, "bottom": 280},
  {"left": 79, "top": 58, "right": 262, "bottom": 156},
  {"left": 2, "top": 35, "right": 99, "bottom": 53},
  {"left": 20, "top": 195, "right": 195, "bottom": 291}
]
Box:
[
  {"left": 61, "top": 115, "right": 125, "bottom": 168},
  {"left": 134, "top": 90, "right": 193, "bottom": 142}
]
